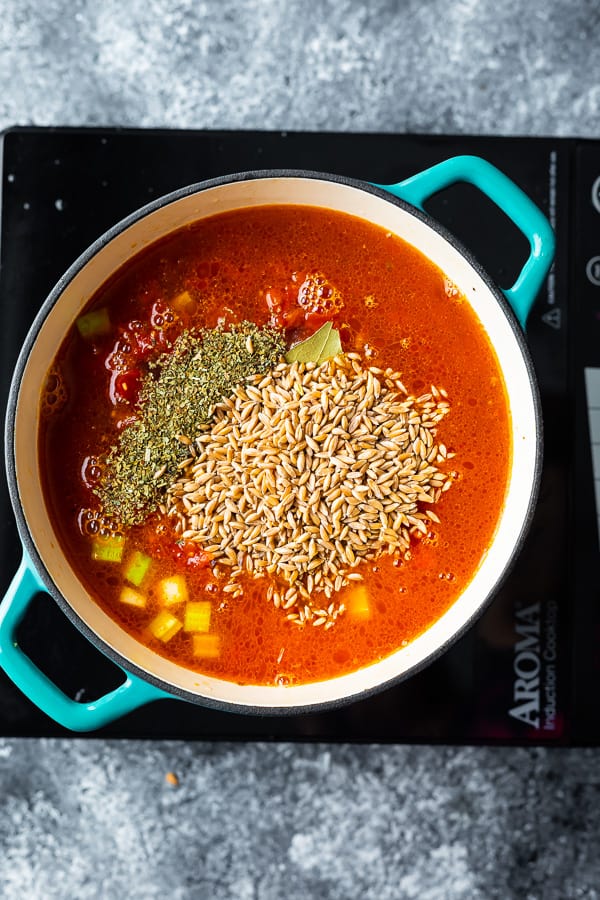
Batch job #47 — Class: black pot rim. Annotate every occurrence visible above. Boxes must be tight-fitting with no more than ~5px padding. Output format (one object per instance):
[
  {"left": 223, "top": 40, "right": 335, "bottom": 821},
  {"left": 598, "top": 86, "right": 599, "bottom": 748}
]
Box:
[{"left": 4, "top": 168, "right": 544, "bottom": 717}]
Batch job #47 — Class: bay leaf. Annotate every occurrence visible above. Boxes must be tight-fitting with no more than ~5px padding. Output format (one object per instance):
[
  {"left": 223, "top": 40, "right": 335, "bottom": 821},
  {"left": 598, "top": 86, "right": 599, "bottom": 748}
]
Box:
[
  {"left": 317, "top": 327, "right": 342, "bottom": 363},
  {"left": 285, "top": 321, "right": 332, "bottom": 364}
]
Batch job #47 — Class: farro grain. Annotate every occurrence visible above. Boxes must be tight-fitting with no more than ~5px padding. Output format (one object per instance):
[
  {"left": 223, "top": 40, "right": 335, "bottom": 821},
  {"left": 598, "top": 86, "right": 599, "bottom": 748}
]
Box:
[{"left": 166, "top": 354, "right": 452, "bottom": 627}]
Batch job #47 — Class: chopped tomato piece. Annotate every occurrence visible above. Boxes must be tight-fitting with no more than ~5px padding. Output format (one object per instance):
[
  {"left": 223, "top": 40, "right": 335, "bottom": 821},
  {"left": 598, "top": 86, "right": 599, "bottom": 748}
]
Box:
[
  {"left": 105, "top": 319, "right": 174, "bottom": 376},
  {"left": 184, "top": 551, "right": 213, "bottom": 569},
  {"left": 265, "top": 290, "right": 282, "bottom": 314},
  {"left": 175, "top": 543, "right": 213, "bottom": 569},
  {"left": 111, "top": 369, "right": 142, "bottom": 404},
  {"left": 129, "top": 327, "right": 161, "bottom": 359},
  {"left": 152, "top": 540, "right": 213, "bottom": 569},
  {"left": 282, "top": 306, "right": 306, "bottom": 328},
  {"left": 303, "top": 309, "right": 334, "bottom": 328},
  {"left": 265, "top": 286, "right": 306, "bottom": 329},
  {"left": 123, "top": 319, "right": 173, "bottom": 362},
  {"left": 114, "top": 413, "right": 137, "bottom": 431}
]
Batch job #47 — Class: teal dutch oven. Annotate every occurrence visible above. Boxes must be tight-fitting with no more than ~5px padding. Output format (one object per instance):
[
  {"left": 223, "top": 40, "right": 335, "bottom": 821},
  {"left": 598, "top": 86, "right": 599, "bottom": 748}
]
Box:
[{"left": 0, "top": 156, "right": 555, "bottom": 731}]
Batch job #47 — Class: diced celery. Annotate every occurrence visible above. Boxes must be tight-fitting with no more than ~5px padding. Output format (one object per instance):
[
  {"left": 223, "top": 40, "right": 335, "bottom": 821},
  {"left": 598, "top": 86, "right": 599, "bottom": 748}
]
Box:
[
  {"left": 76, "top": 307, "right": 111, "bottom": 339},
  {"left": 347, "top": 584, "right": 370, "bottom": 621},
  {"left": 124, "top": 551, "right": 152, "bottom": 587},
  {"left": 92, "top": 535, "right": 125, "bottom": 563},
  {"left": 155, "top": 575, "right": 189, "bottom": 607},
  {"left": 119, "top": 586, "right": 146, "bottom": 609},
  {"left": 183, "top": 601, "right": 211, "bottom": 633},
  {"left": 192, "top": 633, "right": 220, "bottom": 658},
  {"left": 148, "top": 610, "right": 182, "bottom": 642}
]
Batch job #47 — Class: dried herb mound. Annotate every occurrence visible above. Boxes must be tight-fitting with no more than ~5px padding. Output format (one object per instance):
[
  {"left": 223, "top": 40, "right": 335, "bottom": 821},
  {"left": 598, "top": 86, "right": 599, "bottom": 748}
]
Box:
[{"left": 95, "top": 322, "right": 285, "bottom": 525}]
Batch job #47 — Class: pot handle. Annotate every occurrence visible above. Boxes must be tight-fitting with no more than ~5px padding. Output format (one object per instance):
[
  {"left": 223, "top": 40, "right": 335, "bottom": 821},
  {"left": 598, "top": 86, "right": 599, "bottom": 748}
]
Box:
[
  {"left": 374, "top": 154, "right": 555, "bottom": 329},
  {"left": 0, "top": 552, "right": 169, "bottom": 732}
]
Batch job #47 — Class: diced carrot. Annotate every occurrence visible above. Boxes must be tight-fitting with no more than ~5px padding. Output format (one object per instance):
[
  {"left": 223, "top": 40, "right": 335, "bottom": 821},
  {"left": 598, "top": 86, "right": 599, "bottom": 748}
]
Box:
[
  {"left": 347, "top": 585, "right": 370, "bottom": 621},
  {"left": 192, "top": 633, "right": 220, "bottom": 658},
  {"left": 171, "top": 290, "right": 195, "bottom": 312},
  {"left": 112, "top": 369, "right": 142, "bottom": 404}
]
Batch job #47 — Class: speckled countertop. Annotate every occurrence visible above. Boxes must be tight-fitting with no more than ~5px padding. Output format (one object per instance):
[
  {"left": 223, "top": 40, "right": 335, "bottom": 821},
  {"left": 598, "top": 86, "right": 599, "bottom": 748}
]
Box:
[{"left": 1, "top": 1, "right": 600, "bottom": 898}]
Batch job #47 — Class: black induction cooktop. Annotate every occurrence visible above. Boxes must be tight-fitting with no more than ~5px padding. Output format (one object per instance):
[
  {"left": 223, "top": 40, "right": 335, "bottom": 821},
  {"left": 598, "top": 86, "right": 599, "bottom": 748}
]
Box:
[{"left": 0, "top": 125, "right": 598, "bottom": 744}]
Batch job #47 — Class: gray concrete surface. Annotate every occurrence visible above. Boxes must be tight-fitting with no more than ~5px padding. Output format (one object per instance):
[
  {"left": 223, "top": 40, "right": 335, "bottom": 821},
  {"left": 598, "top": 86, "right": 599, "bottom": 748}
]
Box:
[{"left": 1, "top": 1, "right": 600, "bottom": 898}]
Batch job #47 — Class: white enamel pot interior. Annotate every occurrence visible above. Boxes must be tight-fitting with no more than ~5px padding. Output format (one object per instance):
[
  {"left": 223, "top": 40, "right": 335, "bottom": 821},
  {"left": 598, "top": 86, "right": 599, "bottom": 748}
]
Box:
[{"left": 9, "top": 171, "right": 542, "bottom": 714}]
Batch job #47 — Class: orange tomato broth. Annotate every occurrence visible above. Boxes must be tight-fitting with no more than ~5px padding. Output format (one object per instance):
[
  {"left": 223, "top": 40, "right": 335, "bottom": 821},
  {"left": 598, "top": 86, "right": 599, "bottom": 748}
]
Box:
[{"left": 39, "top": 205, "right": 511, "bottom": 686}]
